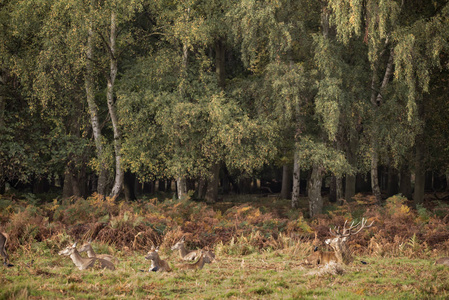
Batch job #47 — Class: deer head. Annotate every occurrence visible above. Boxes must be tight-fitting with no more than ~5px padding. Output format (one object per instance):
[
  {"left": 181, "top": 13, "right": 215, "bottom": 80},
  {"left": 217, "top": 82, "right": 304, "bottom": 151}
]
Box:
[
  {"left": 171, "top": 236, "right": 185, "bottom": 251},
  {"left": 325, "top": 218, "right": 374, "bottom": 265}
]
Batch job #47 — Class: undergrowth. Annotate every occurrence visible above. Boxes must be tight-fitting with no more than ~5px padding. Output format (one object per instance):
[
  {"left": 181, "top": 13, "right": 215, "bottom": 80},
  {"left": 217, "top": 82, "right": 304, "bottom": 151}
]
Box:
[{"left": 0, "top": 192, "right": 449, "bottom": 298}]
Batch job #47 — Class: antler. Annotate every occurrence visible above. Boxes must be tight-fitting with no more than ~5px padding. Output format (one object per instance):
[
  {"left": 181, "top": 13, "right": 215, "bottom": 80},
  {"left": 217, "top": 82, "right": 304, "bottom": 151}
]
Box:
[{"left": 329, "top": 218, "right": 374, "bottom": 237}]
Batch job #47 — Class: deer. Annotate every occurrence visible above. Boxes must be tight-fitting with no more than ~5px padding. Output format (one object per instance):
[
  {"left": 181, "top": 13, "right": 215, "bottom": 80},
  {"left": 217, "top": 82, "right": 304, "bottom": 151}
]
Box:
[
  {"left": 144, "top": 247, "right": 171, "bottom": 272},
  {"left": 324, "top": 218, "right": 374, "bottom": 265},
  {"left": 171, "top": 236, "right": 199, "bottom": 261},
  {"left": 177, "top": 250, "right": 213, "bottom": 271},
  {"left": 435, "top": 257, "right": 449, "bottom": 266},
  {"left": 304, "top": 231, "right": 337, "bottom": 266},
  {"left": 304, "top": 249, "right": 338, "bottom": 266},
  {"left": 58, "top": 242, "right": 115, "bottom": 271},
  {"left": 1, "top": 231, "right": 13, "bottom": 267},
  {"left": 78, "top": 240, "right": 119, "bottom": 264},
  {"left": 171, "top": 236, "right": 215, "bottom": 263}
]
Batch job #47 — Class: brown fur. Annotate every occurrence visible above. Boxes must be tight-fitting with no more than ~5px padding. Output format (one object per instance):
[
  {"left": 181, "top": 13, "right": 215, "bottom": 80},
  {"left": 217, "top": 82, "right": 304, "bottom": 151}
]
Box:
[
  {"left": 178, "top": 251, "right": 211, "bottom": 270},
  {"left": 0, "top": 232, "right": 10, "bottom": 266},
  {"left": 171, "top": 237, "right": 199, "bottom": 261},
  {"left": 305, "top": 250, "right": 338, "bottom": 266},
  {"left": 171, "top": 237, "right": 215, "bottom": 263},
  {"left": 58, "top": 243, "right": 115, "bottom": 271},
  {"left": 325, "top": 237, "right": 354, "bottom": 265},
  {"left": 145, "top": 249, "right": 171, "bottom": 272},
  {"left": 435, "top": 257, "right": 449, "bottom": 266},
  {"left": 79, "top": 241, "right": 119, "bottom": 264}
]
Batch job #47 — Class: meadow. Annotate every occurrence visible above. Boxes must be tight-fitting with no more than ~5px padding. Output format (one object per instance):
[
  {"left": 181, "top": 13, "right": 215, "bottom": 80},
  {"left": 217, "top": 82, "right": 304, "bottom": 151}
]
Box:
[{"left": 1, "top": 193, "right": 449, "bottom": 299}]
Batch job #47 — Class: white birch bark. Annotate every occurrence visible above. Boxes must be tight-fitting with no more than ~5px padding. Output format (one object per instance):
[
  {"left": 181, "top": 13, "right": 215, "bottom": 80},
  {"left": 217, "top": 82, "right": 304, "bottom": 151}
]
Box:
[
  {"left": 107, "top": 11, "right": 124, "bottom": 198},
  {"left": 85, "top": 2, "right": 107, "bottom": 196}
]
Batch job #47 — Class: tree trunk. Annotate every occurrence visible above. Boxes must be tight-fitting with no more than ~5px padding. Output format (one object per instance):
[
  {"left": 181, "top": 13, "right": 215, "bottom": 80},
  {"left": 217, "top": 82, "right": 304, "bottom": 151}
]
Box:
[
  {"left": 329, "top": 176, "right": 337, "bottom": 203},
  {"left": 0, "top": 71, "right": 5, "bottom": 129},
  {"left": 176, "top": 177, "right": 187, "bottom": 200},
  {"left": 205, "top": 163, "right": 220, "bottom": 203},
  {"left": 399, "top": 165, "right": 412, "bottom": 199},
  {"left": 291, "top": 151, "right": 301, "bottom": 208},
  {"left": 280, "top": 164, "right": 292, "bottom": 199},
  {"left": 387, "top": 166, "right": 399, "bottom": 197},
  {"left": 123, "top": 171, "right": 136, "bottom": 201},
  {"left": 0, "top": 73, "right": 4, "bottom": 196},
  {"left": 215, "top": 38, "right": 226, "bottom": 89},
  {"left": 370, "top": 143, "right": 382, "bottom": 203},
  {"left": 345, "top": 129, "right": 357, "bottom": 202},
  {"left": 308, "top": 164, "right": 324, "bottom": 217},
  {"left": 414, "top": 134, "right": 425, "bottom": 206},
  {"left": 108, "top": 11, "right": 124, "bottom": 198},
  {"left": 336, "top": 176, "right": 343, "bottom": 204},
  {"left": 85, "top": 2, "right": 107, "bottom": 197},
  {"left": 369, "top": 47, "right": 394, "bottom": 204},
  {"left": 197, "top": 178, "right": 207, "bottom": 199},
  {"left": 62, "top": 169, "right": 73, "bottom": 199},
  {"left": 203, "top": 38, "right": 226, "bottom": 204}
]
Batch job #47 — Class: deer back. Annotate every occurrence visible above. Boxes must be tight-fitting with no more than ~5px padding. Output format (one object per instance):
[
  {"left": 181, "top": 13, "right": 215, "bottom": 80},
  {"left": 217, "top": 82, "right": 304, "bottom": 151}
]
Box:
[
  {"left": 435, "top": 257, "right": 449, "bottom": 266},
  {"left": 178, "top": 251, "right": 206, "bottom": 270},
  {"left": 0, "top": 232, "right": 10, "bottom": 265}
]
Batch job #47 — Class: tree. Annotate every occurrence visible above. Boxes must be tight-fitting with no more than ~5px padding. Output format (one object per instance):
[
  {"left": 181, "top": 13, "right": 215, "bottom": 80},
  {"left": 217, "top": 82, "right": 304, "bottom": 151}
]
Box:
[{"left": 324, "top": 0, "right": 449, "bottom": 205}]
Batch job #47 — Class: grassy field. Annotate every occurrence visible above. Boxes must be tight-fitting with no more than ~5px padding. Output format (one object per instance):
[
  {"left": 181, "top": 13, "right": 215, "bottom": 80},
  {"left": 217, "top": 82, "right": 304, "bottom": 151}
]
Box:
[
  {"left": 1, "top": 193, "right": 449, "bottom": 299},
  {"left": 1, "top": 243, "right": 448, "bottom": 299}
]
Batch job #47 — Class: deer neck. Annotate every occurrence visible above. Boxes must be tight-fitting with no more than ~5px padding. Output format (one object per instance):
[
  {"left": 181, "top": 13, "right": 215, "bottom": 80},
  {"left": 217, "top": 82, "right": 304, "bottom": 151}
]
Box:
[
  {"left": 152, "top": 254, "right": 163, "bottom": 267},
  {"left": 0, "top": 232, "right": 8, "bottom": 264},
  {"left": 330, "top": 240, "right": 350, "bottom": 264},
  {"left": 70, "top": 248, "right": 92, "bottom": 268},
  {"left": 178, "top": 244, "right": 189, "bottom": 258},
  {"left": 195, "top": 256, "right": 205, "bottom": 269},
  {"left": 85, "top": 247, "right": 97, "bottom": 258}
]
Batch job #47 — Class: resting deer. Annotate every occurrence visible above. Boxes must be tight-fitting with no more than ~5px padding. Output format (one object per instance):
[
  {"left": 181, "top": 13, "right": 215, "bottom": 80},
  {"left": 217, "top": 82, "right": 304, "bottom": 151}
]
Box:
[
  {"left": 435, "top": 257, "right": 449, "bottom": 266},
  {"left": 1, "top": 232, "right": 13, "bottom": 267},
  {"left": 171, "top": 236, "right": 199, "bottom": 261},
  {"left": 58, "top": 242, "right": 115, "bottom": 271},
  {"left": 171, "top": 236, "right": 215, "bottom": 262},
  {"left": 304, "top": 249, "right": 338, "bottom": 266},
  {"left": 145, "top": 247, "right": 171, "bottom": 272},
  {"left": 324, "top": 218, "right": 374, "bottom": 265},
  {"left": 177, "top": 250, "right": 213, "bottom": 270},
  {"left": 78, "top": 240, "right": 119, "bottom": 263}
]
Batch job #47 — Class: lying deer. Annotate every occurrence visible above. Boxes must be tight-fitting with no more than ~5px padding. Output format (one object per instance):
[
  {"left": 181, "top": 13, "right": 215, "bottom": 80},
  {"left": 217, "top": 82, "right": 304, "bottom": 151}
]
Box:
[
  {"left": 145, "top": 247, "right": 171, "bottom": 272},
  {"left": 78, "top": 240, "right": 119, "bottom": 263},
  {"left": 304, "top": 249, "right": 338, "bottom": 266},
  {"left": 58, "top": 242, "right": 115, "bottom": 271},
  {"left": 435, "top": 257, "right": 449, "bottom": 266},
  {"left": 1, "top": 232, "right": 13, "bottom": 267},
  {"left": 305, "top": 218, "right": 373, "bottom": 266},
  {"left": 171, "top": 236, "right": 199, "bottom": 261},
  {"left": 177, "top": 250, "right": 213, "bottom": 270},
  {"left": 325, "top": 218, "right": 374, "bottom": 265},
  {"left": 171, "top": 236, "right": 215, "bottom": 262}
]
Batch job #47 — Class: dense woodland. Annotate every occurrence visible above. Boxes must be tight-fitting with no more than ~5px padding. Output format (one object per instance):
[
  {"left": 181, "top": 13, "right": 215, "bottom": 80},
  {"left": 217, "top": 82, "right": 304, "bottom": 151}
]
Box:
[{"left": 1, "top": 0, "right": 449, "bottom": 216}]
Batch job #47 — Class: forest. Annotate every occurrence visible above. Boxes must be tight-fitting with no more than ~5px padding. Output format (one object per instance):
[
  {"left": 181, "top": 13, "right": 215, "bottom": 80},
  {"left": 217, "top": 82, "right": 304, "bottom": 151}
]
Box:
[
  {"left": 1, "top": 1, "right": 449, "bottom": 298},
  {"left": 1, "top": 0, "right": 449, "bottom": 214}
]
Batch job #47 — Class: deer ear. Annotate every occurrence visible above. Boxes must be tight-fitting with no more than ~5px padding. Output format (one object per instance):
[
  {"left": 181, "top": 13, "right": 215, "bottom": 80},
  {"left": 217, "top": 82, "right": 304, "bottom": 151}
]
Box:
[
  {"left": 155, "top": 246, "right": 159, "bottom": 252},
  {"left": 72, "top": 242, "right": 77, "bottom": 247},
  {"left": 325, "top": 239, "right": 331, "bottom": 245}
]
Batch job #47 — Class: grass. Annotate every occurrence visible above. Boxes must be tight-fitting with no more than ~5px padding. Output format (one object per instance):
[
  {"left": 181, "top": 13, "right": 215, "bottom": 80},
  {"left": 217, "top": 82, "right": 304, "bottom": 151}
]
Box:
[
  {"left": 1, "top": 192, "right": 449, "bottom": 299},
  {"left": 1, "top": 248, "right": 448, "bottom": 299}
]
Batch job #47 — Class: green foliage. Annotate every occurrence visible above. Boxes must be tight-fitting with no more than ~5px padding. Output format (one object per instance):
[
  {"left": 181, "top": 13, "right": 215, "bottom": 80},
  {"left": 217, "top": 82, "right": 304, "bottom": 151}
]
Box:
[{"left": 297, "top": 136, "right": 352, "bottom": 176}]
